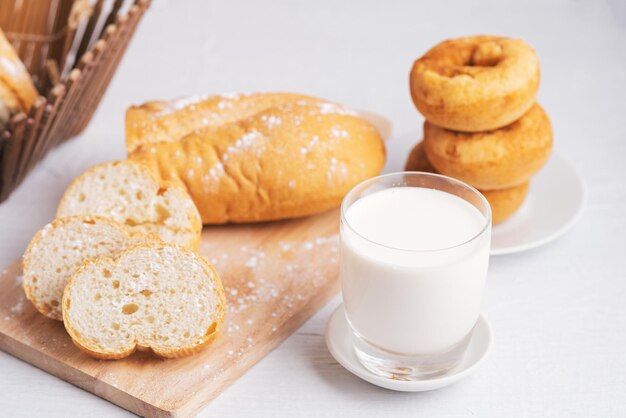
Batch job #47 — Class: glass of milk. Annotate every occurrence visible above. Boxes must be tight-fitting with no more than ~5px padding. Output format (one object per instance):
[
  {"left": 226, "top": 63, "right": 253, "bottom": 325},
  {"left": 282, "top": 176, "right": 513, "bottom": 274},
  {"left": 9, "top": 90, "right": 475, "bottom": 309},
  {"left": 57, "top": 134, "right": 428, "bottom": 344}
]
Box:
[{"left": 340, "top": 172, "right": 491, "bottom": 380}]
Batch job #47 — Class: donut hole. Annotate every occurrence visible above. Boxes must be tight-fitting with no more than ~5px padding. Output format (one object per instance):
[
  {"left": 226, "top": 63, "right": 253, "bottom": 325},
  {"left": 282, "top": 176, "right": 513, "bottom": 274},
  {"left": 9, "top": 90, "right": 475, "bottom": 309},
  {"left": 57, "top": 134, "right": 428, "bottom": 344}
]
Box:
[{"left": 469, "top": 41, "right": 503, "bottom": 67}]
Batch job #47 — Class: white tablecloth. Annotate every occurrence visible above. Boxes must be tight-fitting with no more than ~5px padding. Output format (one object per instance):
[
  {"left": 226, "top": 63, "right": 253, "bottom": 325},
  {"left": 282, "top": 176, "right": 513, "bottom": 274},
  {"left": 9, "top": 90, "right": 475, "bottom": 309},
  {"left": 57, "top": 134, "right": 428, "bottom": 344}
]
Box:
[{"left": 1, "top": 0, "right": 625, "bottom": 416}]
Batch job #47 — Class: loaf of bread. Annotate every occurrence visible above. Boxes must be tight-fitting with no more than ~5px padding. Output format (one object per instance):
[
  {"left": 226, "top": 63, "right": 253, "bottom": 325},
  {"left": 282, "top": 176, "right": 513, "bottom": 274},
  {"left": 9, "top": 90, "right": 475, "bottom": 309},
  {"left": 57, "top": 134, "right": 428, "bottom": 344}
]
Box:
[
  {"left": 57, "top": 160, "right": 202, "bottom": 250},
  {"left": 0, "top": 28, "right": 38, "bottom": 130},
  {"left": 126, "top": 92, "right": 386, "bottom": 224},
  {"left": 22, "top": 215, "right": 160, "bottom": 320},
  {"left": 62, "top": 243, "right": 226, "bottom": 359}
]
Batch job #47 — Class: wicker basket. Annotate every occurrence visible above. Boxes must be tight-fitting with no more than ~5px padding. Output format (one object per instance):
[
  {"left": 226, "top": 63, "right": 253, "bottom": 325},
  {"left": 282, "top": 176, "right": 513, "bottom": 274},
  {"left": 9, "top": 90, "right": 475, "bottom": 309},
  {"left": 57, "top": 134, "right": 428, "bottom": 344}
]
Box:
[{"left": 0, "top": 0, "right": 150, "bottom": 202}]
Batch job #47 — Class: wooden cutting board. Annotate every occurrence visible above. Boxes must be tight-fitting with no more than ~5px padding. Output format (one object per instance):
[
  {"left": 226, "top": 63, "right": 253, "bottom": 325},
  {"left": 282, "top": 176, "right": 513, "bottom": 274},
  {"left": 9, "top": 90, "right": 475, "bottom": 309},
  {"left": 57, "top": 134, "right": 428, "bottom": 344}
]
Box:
[{"left": 0, "top": 209, "right": 341, "bottom": 417}]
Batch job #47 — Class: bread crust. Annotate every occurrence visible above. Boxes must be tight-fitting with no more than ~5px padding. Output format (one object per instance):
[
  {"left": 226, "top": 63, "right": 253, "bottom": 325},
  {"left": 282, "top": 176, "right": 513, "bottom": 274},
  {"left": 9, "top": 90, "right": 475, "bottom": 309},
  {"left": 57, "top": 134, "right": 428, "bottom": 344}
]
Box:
[
  {"left": 62, "top": 243, "right": 226, "bottom": 360},
  {"left": 126, "top": 92, "right": 319, "bottom": 153},
  {"left": 405, "top": 141, "right": 529, "bottom": 224},
  {"left": 128, "top": 93, "right": 386, "bottom": 224},
  {"left": 423, "top": 103, "right": 552, "bottom": 190},
  {"left": 410, "top": 35, "right": 539, "bottom": 132},
  {"left": 0, "top": 28, "right": 38, "bottom": 115}
]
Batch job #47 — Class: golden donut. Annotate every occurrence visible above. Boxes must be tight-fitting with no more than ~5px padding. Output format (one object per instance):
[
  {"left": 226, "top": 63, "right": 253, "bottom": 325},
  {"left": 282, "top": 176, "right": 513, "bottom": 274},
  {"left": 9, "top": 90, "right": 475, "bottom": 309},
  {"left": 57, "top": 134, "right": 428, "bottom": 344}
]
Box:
[
  {"left": 423, "top": 103, "right": 552, "bottom": 190},
  {"left": 405, "top": 141, "right": 529, "bottom": 224},
  {"left": 410, "top": 35, "right": 540, "bottom": 132},
  {"left": 482, "top": 182, "right": 529, "bottom": 224},
  {"left": 404, "top": 141, "right": 436, "bottom": 173}
]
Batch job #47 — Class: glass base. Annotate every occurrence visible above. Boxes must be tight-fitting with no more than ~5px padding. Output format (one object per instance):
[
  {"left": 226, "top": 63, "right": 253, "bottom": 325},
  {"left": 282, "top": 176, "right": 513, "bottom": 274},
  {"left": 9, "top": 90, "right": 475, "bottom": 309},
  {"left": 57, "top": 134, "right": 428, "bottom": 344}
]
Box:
[{"left": 351, "top": 329, "right": 474, "bottom": 381}]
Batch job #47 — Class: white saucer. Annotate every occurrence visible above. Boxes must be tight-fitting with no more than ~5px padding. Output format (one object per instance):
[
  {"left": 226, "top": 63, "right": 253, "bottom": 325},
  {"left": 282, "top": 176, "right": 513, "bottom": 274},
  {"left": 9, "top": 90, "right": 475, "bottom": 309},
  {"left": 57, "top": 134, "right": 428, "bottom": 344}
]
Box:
[
  {"left": 491, "top": 152, "right": 585, "bottom": 255},
  {"left": 325, "top": 305, "right": 493, "bottom": 392}
]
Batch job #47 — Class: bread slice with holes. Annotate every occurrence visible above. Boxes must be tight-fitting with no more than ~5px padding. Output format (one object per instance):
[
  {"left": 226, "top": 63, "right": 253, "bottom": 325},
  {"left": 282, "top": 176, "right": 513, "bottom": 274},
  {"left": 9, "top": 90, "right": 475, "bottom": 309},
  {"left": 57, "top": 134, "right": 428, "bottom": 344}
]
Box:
[
  {"left": 56, "top": 160, "right": 202, "bottom": 250},
  {"left": 22, "top": 215, "right": 161, "bottom": 321},
  {"left": 62, "top": 243, "right": 225, "bottom": 359}
]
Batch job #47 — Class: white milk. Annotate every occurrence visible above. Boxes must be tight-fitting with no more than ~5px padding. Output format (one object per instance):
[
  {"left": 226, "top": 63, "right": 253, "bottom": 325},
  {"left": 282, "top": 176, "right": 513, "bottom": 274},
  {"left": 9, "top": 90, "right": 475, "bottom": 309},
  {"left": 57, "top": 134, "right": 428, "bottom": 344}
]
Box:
[{"left": 341, "top": 187, "right": 490, "bottom": 355}]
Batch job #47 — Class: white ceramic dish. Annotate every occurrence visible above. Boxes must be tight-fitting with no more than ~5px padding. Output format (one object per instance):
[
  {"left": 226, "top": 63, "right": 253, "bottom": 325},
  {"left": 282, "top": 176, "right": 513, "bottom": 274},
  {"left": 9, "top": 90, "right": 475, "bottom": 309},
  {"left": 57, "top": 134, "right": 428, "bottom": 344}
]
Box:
[
  {"left": 325, "top": 305, "right": 493, "bottom": 392},
  {"left": 491, "top": 152, "right": 584, "bottom": 255}
]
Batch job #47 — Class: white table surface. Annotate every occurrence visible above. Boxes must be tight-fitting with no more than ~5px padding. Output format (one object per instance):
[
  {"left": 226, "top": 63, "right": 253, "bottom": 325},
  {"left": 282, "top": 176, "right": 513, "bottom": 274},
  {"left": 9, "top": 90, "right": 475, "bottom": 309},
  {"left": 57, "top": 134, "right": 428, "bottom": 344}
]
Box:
[{"left": 2, "top": 0, "right": 626, "bottom": 416}]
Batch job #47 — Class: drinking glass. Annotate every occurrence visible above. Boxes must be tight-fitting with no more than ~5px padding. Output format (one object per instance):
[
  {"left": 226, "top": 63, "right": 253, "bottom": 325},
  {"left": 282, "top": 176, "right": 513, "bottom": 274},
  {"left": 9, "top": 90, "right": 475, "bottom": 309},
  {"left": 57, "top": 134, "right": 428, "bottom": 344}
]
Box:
[{"left": 340, "top": 172, "right": 491, "bottom": 380}]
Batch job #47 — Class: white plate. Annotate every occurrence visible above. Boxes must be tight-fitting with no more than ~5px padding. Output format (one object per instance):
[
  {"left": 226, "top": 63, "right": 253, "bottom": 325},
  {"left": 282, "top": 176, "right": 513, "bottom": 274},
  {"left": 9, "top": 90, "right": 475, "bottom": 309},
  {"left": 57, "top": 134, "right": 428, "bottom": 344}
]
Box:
[
  {"left": 325, "top": 305, "right": 493, "bottom": 392},
  {"left": 491, "top": 153, "right": 585, "bottom": 255}
]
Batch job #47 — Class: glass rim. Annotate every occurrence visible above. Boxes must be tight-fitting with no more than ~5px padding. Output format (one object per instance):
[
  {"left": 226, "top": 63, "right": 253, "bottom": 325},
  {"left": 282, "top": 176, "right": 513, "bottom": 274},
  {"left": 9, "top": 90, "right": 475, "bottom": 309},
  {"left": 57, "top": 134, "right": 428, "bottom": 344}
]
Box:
[{"left": 340, "top": 171, "right": 492, "bottom": 253}]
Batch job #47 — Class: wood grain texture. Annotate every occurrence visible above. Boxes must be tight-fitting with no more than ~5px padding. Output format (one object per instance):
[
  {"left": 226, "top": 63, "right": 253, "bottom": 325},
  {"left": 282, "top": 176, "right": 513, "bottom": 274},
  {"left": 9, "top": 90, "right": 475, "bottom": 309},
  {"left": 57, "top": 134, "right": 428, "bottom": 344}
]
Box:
[{"left": 0, "top": 208, "right": 340, "bottom": 417}]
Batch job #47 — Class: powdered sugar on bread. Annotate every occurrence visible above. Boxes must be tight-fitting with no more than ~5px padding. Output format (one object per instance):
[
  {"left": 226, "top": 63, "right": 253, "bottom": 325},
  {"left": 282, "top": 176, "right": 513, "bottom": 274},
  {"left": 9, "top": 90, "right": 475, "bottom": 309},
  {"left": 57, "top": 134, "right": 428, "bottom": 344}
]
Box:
[{"left": 128, "top": 93, "right": 386, "bottom": 224}]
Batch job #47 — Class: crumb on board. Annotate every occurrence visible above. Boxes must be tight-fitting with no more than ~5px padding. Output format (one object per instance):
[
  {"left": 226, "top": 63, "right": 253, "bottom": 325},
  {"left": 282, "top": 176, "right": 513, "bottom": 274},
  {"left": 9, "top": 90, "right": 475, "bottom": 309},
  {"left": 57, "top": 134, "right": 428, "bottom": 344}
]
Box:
[{"left": 195, "top": 233, "right": 339, "bottom": 365}]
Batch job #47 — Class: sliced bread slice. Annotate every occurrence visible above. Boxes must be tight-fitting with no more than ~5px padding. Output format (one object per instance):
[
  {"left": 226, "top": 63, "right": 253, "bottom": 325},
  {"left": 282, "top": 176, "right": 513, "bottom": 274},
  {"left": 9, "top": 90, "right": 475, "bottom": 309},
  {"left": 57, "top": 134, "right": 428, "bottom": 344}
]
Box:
[
  {"left": 62, "top": 243, "right": 225, "bottom": 359},
  {"left": 22, "top": 215, "right": 160, "bottom": 321},
  {"left": 56, "top": 160, "right": 202, "bottom": 250}
]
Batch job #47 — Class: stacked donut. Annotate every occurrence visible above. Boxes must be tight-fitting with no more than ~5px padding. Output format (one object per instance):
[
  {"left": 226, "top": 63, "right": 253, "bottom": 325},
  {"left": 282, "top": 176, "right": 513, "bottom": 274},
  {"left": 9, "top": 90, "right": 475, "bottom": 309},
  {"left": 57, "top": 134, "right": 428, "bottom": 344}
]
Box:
[{"left": 406, "top": 35, "right": 553, "bottom": 224}]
